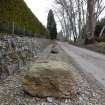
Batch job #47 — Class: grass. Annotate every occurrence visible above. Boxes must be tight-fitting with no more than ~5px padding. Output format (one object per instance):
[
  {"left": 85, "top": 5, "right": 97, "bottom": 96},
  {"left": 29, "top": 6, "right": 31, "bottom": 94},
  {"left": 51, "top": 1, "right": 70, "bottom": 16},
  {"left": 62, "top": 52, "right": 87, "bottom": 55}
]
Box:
[{"left": 96, "top": 42, "right": 105, "bottom": 48}]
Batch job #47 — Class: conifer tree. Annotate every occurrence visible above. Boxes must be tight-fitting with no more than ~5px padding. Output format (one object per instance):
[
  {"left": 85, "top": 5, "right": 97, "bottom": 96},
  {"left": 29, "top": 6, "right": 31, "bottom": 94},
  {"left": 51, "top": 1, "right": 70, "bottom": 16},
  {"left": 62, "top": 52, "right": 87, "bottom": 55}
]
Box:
[{"left": 47, "top": 9, "right": 57, "bottom": 40}]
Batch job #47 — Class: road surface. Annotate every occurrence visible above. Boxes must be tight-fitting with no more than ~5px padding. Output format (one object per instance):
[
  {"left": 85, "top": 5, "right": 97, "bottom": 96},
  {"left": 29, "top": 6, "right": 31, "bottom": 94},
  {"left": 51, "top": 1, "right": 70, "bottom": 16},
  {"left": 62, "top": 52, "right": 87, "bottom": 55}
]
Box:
[{"left": 58, "top": 42, "right": 105, "bottom": 87}]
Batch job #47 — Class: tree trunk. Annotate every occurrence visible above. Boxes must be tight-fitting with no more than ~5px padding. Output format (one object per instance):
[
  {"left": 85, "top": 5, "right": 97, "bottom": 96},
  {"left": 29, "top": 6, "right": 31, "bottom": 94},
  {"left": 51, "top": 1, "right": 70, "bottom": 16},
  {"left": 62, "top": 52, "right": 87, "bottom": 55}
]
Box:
[{"left": 85, "top": 0, "right": 96, "bottom": 44}]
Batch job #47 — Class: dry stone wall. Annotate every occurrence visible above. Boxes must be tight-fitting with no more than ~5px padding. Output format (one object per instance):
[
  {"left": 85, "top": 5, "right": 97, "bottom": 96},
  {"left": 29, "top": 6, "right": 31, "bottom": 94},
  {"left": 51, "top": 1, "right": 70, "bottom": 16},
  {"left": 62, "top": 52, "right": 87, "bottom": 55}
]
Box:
[{"left": 0, "top": 35, "right": 51, "bottom": 80}]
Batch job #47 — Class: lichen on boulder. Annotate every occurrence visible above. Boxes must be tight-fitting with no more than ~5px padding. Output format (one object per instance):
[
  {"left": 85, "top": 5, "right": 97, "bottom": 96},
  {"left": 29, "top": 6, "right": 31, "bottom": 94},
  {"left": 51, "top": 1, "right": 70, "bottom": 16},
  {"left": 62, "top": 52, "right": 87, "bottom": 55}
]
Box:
[{"left": 22, "top": 60, "right": 76, "bottom": 98}]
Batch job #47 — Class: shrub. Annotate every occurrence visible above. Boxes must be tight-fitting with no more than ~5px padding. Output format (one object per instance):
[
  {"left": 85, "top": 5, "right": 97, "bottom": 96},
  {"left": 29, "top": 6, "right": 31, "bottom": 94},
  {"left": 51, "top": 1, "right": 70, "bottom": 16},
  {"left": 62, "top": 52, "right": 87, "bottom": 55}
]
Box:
[{"left": 95, "top": 17, "right": 105, "bottom": 38}]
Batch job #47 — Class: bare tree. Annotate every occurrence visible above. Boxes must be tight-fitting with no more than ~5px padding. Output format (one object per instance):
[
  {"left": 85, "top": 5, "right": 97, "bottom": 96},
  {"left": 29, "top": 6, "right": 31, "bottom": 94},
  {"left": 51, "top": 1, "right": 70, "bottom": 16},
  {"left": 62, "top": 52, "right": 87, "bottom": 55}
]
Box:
[{"left": 54, "top": 0, "right": 105, "bottom": 43}]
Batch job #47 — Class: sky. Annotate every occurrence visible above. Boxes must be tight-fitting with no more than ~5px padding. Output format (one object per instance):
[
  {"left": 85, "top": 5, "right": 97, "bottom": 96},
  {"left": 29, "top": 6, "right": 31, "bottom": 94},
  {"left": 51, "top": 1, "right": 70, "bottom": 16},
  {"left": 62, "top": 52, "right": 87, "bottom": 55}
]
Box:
[
  {"left": 24, "top": 0, "right": 105, "bottom": 32},
  {"left": 24, "top": 0, "right": 54, "bottom": 27}
]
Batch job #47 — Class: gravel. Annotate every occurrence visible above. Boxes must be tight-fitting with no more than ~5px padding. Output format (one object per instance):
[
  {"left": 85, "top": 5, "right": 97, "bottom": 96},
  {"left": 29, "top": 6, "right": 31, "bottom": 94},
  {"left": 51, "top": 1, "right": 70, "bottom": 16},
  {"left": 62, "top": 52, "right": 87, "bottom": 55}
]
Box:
[{"left": 0, "top": 43, "right": 105, "bottom": 105}]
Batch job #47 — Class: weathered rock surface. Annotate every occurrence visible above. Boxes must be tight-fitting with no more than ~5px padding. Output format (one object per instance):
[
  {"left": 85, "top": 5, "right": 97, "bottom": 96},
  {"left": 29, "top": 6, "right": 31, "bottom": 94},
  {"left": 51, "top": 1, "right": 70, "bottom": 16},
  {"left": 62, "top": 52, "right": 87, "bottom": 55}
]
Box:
[
  {"left": 22, "top": 60, "right": 76, "bottom": 98},
  {"left": 50, "top": 44, "right": 59, "bottom": 54},
  {"left": 51, "top": 47, "right": 59, "bottom": 54}
]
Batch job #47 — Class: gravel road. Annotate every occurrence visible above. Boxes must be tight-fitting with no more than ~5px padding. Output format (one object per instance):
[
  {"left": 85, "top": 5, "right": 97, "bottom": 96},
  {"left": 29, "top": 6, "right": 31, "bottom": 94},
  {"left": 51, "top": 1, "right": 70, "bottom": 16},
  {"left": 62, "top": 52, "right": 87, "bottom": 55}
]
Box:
[
  {"left": 0, "top": 43, "right": 105, "bottom": 105},
  {"left": 58, "top": 42, "right": 105, "bottom": 88}
]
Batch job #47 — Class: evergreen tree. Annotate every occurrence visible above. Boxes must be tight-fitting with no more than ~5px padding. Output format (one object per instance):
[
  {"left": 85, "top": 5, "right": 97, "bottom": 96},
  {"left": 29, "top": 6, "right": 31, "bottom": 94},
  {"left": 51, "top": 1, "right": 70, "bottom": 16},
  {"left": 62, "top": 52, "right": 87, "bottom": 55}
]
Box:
[{"left": 47, "top": 9, "right": 57, "bottom": 40}]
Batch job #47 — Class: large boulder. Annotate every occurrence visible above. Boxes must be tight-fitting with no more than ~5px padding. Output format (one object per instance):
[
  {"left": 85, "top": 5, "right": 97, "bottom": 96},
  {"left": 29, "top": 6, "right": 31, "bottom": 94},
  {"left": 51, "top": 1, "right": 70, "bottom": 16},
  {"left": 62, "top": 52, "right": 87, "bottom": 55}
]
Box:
[{"left": 22, "top": 61, "right": 76, "bottom": 98}]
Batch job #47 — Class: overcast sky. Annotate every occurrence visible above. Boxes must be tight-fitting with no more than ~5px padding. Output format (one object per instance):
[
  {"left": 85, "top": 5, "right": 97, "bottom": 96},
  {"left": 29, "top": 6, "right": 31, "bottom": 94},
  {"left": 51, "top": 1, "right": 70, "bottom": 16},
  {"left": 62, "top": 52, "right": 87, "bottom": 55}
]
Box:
[
  {"left": 24, "top": 0, "right": 105, "bottom": 32},
  {"left": 24, "top": 0, "right": 54, "bottom": 27}
]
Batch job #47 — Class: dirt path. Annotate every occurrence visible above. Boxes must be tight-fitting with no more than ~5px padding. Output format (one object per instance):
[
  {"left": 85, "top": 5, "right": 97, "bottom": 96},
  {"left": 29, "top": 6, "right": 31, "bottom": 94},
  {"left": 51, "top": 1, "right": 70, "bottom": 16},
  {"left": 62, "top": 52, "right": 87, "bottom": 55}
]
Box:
[
  {"left": 0, "top": 43, "right": 105, "bottom": 105},
  {"left": 58, "top": 42, "right": 105, "bottom": 88}
]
